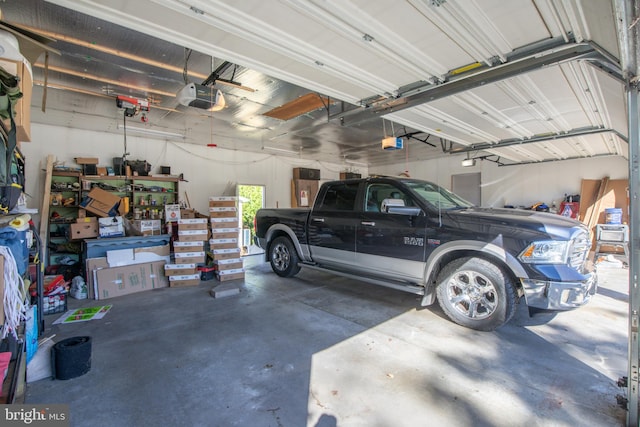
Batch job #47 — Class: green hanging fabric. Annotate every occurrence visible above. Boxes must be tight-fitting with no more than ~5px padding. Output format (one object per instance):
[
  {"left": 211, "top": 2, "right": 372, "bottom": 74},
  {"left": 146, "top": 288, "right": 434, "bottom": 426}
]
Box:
[{"left": 0, "top": 65, "right": 23, "bottom": 120}]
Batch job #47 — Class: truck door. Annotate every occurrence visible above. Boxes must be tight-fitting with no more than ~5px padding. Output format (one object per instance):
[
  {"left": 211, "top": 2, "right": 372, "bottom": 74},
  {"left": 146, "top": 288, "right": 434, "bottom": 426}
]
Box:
[
  {"left": 356, "top": 182, "right": 427, "bottom": 282},
  {"left": 307, "top": 181, "right": 359, "bottom": 268}
]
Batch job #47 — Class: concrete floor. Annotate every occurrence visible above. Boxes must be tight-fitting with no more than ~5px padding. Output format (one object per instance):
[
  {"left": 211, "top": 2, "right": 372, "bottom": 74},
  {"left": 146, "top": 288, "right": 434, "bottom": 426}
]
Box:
[{"left": 27, "top": 255, "right": 629, "bottom": 427}]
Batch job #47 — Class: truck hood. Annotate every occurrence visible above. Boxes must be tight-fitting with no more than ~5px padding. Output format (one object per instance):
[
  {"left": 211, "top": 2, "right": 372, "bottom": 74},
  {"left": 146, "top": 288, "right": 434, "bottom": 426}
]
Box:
[{"left": 441, "top": 207, "right": 586, "bottom": 241}]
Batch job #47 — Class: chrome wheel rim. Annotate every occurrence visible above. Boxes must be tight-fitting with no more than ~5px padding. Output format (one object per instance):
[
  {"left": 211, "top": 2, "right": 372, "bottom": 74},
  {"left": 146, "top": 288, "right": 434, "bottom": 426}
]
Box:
[
  {"left": 271, "top": 243, "right": 291, "bottom": 271},
  {"left": 445, "top": 269, "right": 497, "bottom": 320}
]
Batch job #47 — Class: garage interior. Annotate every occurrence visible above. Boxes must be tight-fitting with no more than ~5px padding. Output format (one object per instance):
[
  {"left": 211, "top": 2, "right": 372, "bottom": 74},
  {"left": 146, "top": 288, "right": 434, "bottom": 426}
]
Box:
[{"left": 0, "top": 0, "right": 638, "bottom": 425}]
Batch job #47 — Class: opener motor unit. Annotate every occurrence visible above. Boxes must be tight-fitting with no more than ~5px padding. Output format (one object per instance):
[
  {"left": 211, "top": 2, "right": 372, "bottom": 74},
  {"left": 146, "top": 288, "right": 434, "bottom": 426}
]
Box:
[{"left": 176, "top": 83, "right": 226, "bottom": 111}]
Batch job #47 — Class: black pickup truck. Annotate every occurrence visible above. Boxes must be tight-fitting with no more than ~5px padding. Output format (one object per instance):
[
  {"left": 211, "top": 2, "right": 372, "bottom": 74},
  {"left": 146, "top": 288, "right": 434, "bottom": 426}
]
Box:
[{"left": 254, "top": 176, "right": 596, "bottom": 331}]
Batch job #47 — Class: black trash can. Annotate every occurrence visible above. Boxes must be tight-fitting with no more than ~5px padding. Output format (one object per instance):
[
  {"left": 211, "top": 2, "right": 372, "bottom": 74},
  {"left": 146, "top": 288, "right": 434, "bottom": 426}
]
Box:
[{"left": 52, "top": 336, "right": 92, "bottom": 380}]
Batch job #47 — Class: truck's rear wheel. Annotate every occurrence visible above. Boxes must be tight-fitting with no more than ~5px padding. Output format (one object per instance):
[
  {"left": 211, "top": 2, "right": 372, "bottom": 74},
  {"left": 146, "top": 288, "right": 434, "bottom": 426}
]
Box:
[
  {"left": 436, "top": 257, "right": 516, "bottom": 331},
  {"left": 269, "top": 236, "right": 301, "bottom": 277}
]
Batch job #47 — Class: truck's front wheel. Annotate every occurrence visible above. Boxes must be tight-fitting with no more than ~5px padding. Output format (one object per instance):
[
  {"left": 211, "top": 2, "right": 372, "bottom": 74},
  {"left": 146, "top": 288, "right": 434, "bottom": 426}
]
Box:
[
  {"left": 436, "top": 257, "right": 516, "bottom": 331},
  {"left": 269, "top": 236, "right": 301, "bottom": 277}
]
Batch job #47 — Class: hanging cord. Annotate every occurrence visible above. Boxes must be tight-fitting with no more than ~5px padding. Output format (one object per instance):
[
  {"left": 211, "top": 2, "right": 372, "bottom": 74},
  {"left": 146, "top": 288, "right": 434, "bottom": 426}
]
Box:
[
  {"left": 0, "top": 246, "right": 28, "bottom": 339},
  {"left": 121, "top": 110, "right": 130, "bottom": 175},
  {"left": 183, "top": 48, "right": 193, "bottom": 84}
]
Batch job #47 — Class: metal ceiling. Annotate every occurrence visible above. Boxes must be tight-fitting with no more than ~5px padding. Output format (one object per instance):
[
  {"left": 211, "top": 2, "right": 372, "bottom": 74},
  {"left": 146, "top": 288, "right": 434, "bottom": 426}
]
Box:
[{"left": 0, "top": 0, "right": 628, "bottom": 167}]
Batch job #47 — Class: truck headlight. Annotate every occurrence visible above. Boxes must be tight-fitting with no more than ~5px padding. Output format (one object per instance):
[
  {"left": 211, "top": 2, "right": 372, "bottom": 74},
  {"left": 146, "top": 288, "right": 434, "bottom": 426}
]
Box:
[{"left": 519, "top": 241, "right": 568, "bottom": 264}]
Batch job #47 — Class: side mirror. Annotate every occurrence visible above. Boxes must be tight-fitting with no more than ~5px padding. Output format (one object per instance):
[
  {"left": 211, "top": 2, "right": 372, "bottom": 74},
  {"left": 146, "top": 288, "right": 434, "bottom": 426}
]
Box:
[
  {"left": 381, "top": 198, "right": 404, "bottom": 212},
  {"left": 387, "top": 206, "right": 422, "bottom": 216}
]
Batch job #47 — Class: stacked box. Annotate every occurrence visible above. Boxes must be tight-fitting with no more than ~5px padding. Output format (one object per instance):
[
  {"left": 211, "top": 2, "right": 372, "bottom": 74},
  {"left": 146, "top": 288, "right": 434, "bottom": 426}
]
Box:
[
  {"left": 209, "top": 237, "right": 238, "bottom": 250},
  {"left": 173, "top": 240, "right": 204, "bottom": 253},
  {"left": 164, "top": 263, "right": 198, "bottom": 276},
  {"left": 168, "top": 274, "right": 201, "bottom": 287},
  {"left": 209, "top": 196, "right": 244, "bottom": 281},
  {"left": 174, "top": 219, "right": 208, "bottom": 265},
  {"left": 217, "top": 268, "right": 245, "bottom": 282}
]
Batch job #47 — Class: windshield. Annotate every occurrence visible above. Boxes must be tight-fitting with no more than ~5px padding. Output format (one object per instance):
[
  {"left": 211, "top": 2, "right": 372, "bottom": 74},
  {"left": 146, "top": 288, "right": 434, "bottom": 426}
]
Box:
[{"left": 404, "top": 180, "right": 474, "bottom": 210}]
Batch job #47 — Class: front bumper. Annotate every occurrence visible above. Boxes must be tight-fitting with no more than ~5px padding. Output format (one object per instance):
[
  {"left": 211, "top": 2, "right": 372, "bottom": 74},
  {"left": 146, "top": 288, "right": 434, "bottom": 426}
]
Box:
[{"left": 521, "top": 272, "right": 597, "bottom": 310}]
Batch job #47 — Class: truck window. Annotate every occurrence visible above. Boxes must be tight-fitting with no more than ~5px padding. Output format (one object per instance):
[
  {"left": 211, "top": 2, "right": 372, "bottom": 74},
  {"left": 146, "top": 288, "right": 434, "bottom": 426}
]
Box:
[
  {"left": 366, "top": 183, "right": 414, "bottom": 213},
  {"left": 317, "top": 182, "right": 359, "bottom": 211}
]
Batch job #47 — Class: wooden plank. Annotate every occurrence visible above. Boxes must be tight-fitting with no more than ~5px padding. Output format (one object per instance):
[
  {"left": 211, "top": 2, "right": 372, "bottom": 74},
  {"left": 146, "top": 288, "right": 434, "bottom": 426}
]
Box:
[
  {"left": 586, "top": 177, "right": 609, "bottom": 249},
  {"left": 579, "top": 179, "right": 600, "bottom": 224},
  {"left": 38, "top": 155, "right": 55, "bottom": 248}
]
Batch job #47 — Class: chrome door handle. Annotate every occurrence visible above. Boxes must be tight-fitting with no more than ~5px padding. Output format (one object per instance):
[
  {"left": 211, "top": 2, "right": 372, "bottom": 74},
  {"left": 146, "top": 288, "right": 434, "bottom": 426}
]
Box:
[
  {"left": 312, "top": 218, "right": 325, "bottom": 223},
  {"left": 361, "top": 221, "right": 376, "bottom": 226}
]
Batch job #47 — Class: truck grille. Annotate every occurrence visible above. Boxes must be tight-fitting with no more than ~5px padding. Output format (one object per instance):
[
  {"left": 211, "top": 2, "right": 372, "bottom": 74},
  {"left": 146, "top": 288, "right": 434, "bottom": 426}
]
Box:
[{"left": 569, "top": 231, "right": 590, "bottom": 271}]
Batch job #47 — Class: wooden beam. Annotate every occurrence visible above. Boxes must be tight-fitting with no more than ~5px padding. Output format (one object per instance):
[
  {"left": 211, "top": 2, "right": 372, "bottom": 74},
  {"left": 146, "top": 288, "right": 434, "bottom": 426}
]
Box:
[{"left": 38, "top": 155, "right": 55, "bottom": 252}]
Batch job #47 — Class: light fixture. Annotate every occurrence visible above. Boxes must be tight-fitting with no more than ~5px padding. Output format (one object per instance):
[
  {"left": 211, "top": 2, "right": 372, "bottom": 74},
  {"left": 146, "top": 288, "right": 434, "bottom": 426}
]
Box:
[
  {"left": 461, "top": 153, "right": 476, "bottom": 167},
  {"left": 117, "top": 124, "right": 184, "bottom": 139},
  {"left": 262, "top": 146, "right": 299, "bottom": 155}
]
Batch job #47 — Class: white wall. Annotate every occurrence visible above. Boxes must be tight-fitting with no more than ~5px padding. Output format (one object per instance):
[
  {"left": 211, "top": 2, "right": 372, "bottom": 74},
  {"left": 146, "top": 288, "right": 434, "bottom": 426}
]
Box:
[
  {"left": 22, "top": 123, "right": 629, "bottom": 221},
  {"left": 370, "top": 154, "right": 629, "bottom": 208},
  {"left": 21, "top": 124, "right": 356, "bottom": 226}
]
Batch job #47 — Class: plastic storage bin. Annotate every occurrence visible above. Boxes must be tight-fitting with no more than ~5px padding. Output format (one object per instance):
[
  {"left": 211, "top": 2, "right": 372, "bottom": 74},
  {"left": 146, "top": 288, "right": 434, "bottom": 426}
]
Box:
[{"left": 43, "top": 293, "right": 67, "bottom": 315}]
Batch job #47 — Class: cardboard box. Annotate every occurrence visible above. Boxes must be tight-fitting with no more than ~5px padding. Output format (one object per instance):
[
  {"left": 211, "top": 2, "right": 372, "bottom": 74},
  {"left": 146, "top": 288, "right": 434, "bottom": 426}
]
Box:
[
  {"left": 132, "top": 219, "right": 162, "bottom": 236},
  {"left": 215, "top": 258, "right": 243, "bottom": 271},
  {"left": 76, "top": 216, "right": 98, "bottom": 224},
  {"left": 164, "top": 263, "right": 198, "bottom": 276},
  {"left": 210, "top": 228, "right": 240, "bottom": 239},
  {"left": 99, "top": 216, "right": 125, "bottom": 237},
  {"left": 173, "top": 241, "right": 204, "bottom": 253},
  {"left": 177, "top": 229, "right": 208, "bottom": 242},
  {"left": 82, "top": 187, "right": 122, "bottom": 217},
  {"left": 210, "top": 217, "right": 238, "bottom": 228},
  {"left": 209, "top": 238, "right": 239, "bottom": 250},
  {"left": 216, "top": 268, "right": 245, "bottom": 282},
  {"left": 177, "top": 218, "right": 208, "bottom": 230},
  {"left": 209, "top": 196, "right": 237, "bottom": 202},
  {"left": 74, "top": 157, "right": 99, "bottom": 165},
  {"left": 180, "top": 208, "right": 196, "bottom": 219},
  {"left": 212, "top": 248, "right": 241, "bottom": 260},
  {"left": 94, "top": 261, "right": 168, "bottom": 300},
  {"left": 209, "top": 196, "right": 237, "bottom": 208},
  {"left": 70, "top": 221, "right": 99, "bottom": 240},
  {"left": 86, "top": 257, "right": 109, "bottom": 299},
  {"left": 169, "top": 274, "right": 201, "bottom": 287},
  {"left": 208, "top": 200, "right": 237, "bottom": 207},
  {"left": 174, "top": 251, "right": 206, "bottom": 264},
  {"left": 209, "top": 207, "right": 238, "bottom": 218},
  {"left": 0, "top": 58, "right": 31, "bottom": 142}
]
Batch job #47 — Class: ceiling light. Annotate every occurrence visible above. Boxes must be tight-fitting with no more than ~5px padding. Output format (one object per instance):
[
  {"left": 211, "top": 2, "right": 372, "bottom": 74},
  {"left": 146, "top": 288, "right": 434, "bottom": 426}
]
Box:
[
  {"left": 117, "top": 124, "right": 184, "bottom": 139},
  {"left": 461, "top": 158, "right": 476, "bottom": 167}
]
